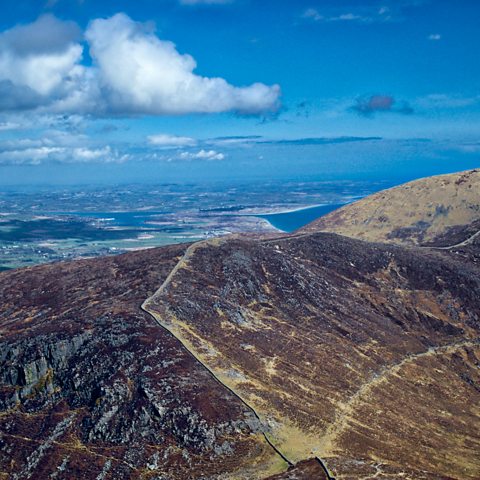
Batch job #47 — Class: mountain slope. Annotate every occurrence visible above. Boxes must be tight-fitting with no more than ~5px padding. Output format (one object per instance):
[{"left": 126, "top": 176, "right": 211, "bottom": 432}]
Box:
[
  {"left": 299, "top": 169, "right": 480, "bottom": 246},
  {"left": 144, "top": 232, "right": 480, "bottom": 479},
  {"left": 0, "top": 245, "right": 282, "bottom": 479},
  {"left": 1, "top": 171, "right": 479, "bottom": 479}
]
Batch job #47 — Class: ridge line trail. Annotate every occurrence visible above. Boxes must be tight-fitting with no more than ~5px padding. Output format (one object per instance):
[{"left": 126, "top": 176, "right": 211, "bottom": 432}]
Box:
[
  {"left": 259, "top": 226, "right": 480, "bottom": 250},
  {"left": 319, "top": 339, "right": 479, "bottom": 457},
  {"left": 141, "top": 239, "right": 206, "bottom": 311},
  {"left": 432, "top": 228, "right": 480, "bottom": 250},
  {"left": 141, "top": 232, "right": 322, "bottom": 311},
  {"left": 140, "top": 237, "right": 296, "bottom": 474}
]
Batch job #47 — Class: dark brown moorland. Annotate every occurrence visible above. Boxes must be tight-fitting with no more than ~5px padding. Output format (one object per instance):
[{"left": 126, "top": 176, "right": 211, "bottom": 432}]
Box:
[{"left": 1, "top": 170, "right": 479, "bottom": 479}]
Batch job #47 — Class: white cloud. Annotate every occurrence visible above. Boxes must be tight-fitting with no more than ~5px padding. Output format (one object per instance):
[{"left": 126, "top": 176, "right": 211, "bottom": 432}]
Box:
[
  {"left": 178, "top": 149, "right": 225, "bottom": 161},
  {"left": 0, "top": 128, "right": 227, "bottom": 165},
  {"left": 302, "top": 1, "right": 426, "bottom": 24},
  {"left": 0, "top": 132, "right": 128, "bottom": 164},
  {"left": 302, "top": 8, "right": 367, "bottom": 23},
  {"left": 0, "top": 121, "right": 21, "bottom": 131},
  {"left": 428, "top": 34, "right": 441, "bottom": 41},
  {"left": 0, "top": 14, "right": 280, "bottom": 116},
  {"left": 0, "top": 146, "right": 62, "bottom": 164},
  {"left": 302, "top": 9, "right": 324, "bottom": 21},
  {"left": 208, "top": 135, "right": 262, "bottom": 145},
  {"left": 148, "top": 134, "right": 197, "bottom": 147},
  {"left": 0, "top": 15, "right": 84, "bottom": 101},
  {"left": 0, "top": 145, "right": 126, "bottom": 164},
  {"left": 86, "top": 14, "right": 279, "bottom": 115}
]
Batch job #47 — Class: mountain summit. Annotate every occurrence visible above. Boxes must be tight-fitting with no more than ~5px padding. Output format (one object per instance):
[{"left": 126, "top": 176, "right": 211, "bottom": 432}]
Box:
[{"left": 300, "top": 169, "right": 480, "bottom": 247}]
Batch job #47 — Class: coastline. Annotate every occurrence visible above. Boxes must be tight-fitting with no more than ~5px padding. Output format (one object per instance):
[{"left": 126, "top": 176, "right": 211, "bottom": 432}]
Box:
[{"left": 250, "top": 203, "right": 347, "bottom": 233}]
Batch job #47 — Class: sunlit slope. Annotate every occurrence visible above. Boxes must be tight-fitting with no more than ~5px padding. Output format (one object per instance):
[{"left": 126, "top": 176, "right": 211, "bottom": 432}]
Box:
[
  {"left": 2, "top": 169, "right": 480, "bottom": 479},
  {"left": 147, "top": 233, "right": 480, "bottom": 479},
  {"left": 300, "top": 169, "right": 480, "bottom": 246}
]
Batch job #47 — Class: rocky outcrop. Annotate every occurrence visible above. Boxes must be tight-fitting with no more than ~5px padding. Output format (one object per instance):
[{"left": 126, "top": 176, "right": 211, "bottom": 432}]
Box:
[
  {"left": 0, "top": 332, "right": 91, "bottom": 408},
  {"left": 0, "top": 245, "right": 276, "bottom": 479}
]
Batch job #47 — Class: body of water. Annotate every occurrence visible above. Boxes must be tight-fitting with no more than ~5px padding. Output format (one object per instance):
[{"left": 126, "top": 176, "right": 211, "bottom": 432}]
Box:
[{"left": 256, "top": 203, "right": 345, "bottom": 232}]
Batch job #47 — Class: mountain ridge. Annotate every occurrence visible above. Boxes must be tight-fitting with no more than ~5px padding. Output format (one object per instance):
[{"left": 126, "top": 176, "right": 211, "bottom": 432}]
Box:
[
  {"left": 1, "top": 170, "right": 479, "bottom": 479},
  {"left": 299, "top": 169, "right": 480, "bottom": 247}
]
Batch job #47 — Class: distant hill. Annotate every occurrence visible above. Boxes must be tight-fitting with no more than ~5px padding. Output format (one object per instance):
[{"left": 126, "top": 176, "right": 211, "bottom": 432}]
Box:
[
  {"left": 0, "top": 170, "right": 479, "bottom": 479},
  {"left": 300, "top": 169, "right": 480, "bottom": 247}
]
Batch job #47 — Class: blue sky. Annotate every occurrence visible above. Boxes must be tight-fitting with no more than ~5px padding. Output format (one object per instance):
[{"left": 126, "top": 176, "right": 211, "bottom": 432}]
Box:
[{"left": 0, "top": 0, "right": 479, "bottom": 186}]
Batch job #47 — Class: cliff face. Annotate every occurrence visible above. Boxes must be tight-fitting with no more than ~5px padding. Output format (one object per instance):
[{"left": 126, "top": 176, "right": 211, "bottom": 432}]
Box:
[
  {"left": 299, "top": 169, "right": 480, "bottom": 247},
  {"left": 0, "top": 245, "right": 278, "bottom": 480},
  {"left": 1, "top": 171, "right": 479, "bottom": 480}
]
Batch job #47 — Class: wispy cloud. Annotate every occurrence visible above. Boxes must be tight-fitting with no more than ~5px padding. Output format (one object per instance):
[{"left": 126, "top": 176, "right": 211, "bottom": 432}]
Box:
[
  {"left": 454, "top": 143, "right": 480, "bottom": 153},
  {"left": 262, "top": 137, "right": 383, "bottom": 145},
  {"left": 302, "top": 1, "right": 430, "bottom": 24},
  {"left": 209, "top": 135, "right": 382, "bottom": 146},
  {"left": 351, "top": 95, "right": 414, "bottom": 116},
  {"left": 0, "top": 121, "right": 21, "bottom": 131},
  {"left": 177, "top": 149, "right": 225, "bottom": 161},
  {"left": 148, "top": 134, "right": 197, "bottom": 148},
  {"left": 416, "top": 94, "right": 480, "bottom": 109},
  {"left": 428, "top": 33, "right": 442, "bottom": 41},
  {"left": 0, "top": 141, "right": 127, "bottom": 165},
  {"left": 209, "top": 135, "right": 263, "bottom": 145},
  {"left": 302, "top": 8, "right": 324, "bottom": 22},
  {"left": 302, "top": 8, "right": 370, "bottom": 23},
  {"left": 302, "top": 7, "right": 392, "bottom": 23},
  {"left": 0, "top": 130, "right": 130, "bottom": 165}
]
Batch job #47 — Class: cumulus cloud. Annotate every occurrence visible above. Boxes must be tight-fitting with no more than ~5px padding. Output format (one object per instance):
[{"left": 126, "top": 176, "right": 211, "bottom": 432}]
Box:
[
  {"left": 351, "top": 95, "right": 414, "bottom": 116},
  {"left": 148, "top": 134, "right": 197, "bottom": 147},
  {"left": 0, "top": 14, "right": 81, "bottom": 57},
  {"left": 428, "top": 33, "right": 441, "bottom": 41},
  {"left": 0, "top": 81, "right": 46, "bottom": 111},
  {"left": 0, "top": 13, "right": 280, "bottom": 116},
  {"left": 86, "top": 14, "right": 279, "bottom": 115},
  {"left": 0, "top": 15, "right": 84, "bottom": 102},
  {"left": 0, "top": 15, "right": 94, "bottom": 113}
]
